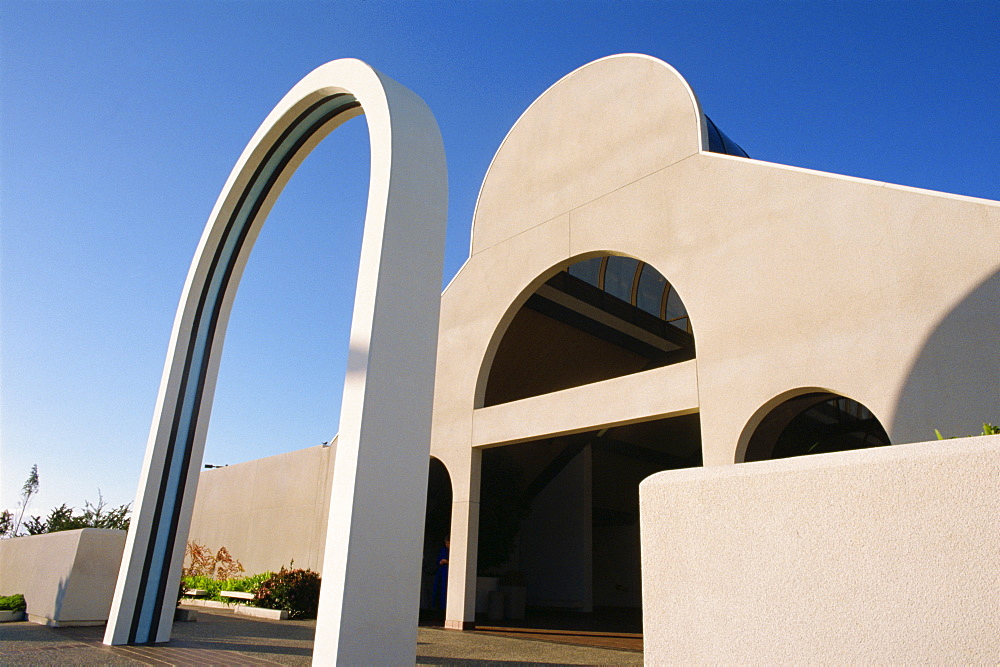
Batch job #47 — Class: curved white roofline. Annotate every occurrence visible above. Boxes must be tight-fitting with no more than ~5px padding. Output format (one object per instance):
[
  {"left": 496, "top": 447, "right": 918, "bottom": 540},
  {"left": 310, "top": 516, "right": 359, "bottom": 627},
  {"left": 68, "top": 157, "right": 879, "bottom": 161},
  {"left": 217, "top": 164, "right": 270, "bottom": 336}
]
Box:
[{"left": 467, "top": 53, "right": 707, "bottom": 258}]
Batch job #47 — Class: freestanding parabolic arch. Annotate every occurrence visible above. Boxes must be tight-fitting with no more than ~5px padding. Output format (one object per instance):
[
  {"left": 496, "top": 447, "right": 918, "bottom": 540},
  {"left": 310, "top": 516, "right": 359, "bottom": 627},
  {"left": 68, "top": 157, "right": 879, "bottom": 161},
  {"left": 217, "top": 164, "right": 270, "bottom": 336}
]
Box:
[{"left": 103, "top": 59, "right": 447, "bottom": 665}]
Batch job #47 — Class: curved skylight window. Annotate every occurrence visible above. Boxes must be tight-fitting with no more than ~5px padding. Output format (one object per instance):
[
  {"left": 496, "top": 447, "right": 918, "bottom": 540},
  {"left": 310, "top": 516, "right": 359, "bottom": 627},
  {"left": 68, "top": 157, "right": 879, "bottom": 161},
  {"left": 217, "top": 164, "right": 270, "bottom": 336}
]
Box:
[
  {"left": 567, "top": 256, "right": 602, "bottom": 286},
  {"left": 566, "top": 255, "right": 691, "bottom": 332},
  {"left": 604, "top": 256, "right": 640, "bottom": 303},
  {"left": 636, "top": 263, "right": 667, "bottom": 317},
  {"left": 482, "top": 256, "right": 695, "bottom": 407}
]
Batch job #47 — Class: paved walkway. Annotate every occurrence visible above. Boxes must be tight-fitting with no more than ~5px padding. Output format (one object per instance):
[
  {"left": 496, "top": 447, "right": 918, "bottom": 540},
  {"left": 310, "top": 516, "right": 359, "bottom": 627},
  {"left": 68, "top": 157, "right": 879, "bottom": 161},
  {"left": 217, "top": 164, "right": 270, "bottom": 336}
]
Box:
[{"left": 0, "top": 606, "right": 643, "bottom": 665}]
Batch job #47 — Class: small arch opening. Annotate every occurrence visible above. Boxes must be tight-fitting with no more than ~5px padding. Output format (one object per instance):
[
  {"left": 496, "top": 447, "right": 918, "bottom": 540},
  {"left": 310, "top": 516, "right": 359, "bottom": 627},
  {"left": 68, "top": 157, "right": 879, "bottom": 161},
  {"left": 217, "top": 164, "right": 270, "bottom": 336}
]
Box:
[
  {"left": 482, "top": 254, "right": 695, "bottom": 407},
  {"left": 420, "top": 457, "right": 453, "bottom": 622},
  {"left": 743, "top": 392, "right": 891, "bottom": 462}
]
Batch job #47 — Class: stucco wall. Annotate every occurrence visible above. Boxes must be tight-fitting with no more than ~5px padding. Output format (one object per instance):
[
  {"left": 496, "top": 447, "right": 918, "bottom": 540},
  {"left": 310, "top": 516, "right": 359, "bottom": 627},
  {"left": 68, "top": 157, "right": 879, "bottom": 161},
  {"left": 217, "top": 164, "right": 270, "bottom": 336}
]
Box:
[
  {"left": 0, "top": 528, "right": 126, "bottom": 626},
  {"left": 186, "top": 443, "right": 335, "bottom": 575},
  {"left": 639, "top": 434, "right": 1000, "bottom": 663},
  {"left": 430, "top": 54, "right": 1000, "bottom": 627}
]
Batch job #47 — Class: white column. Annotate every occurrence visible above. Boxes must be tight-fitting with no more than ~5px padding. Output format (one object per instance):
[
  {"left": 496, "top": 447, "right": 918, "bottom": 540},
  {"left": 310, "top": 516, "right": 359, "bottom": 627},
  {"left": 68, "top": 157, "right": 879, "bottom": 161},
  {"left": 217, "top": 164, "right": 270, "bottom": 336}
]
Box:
[
  {"left": 445, "top": 448, "right": 481, "bottom": 629},
  {"left": 310, "top": 63, "right": 446, "bottom": 665}
]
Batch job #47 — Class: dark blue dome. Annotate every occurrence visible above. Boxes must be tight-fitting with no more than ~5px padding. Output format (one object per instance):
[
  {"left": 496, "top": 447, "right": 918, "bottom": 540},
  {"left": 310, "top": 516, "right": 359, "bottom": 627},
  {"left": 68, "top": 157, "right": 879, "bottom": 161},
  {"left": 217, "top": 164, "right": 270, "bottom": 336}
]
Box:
[{"left": 705, "top": 115, "right": 749, "bottom": 158}]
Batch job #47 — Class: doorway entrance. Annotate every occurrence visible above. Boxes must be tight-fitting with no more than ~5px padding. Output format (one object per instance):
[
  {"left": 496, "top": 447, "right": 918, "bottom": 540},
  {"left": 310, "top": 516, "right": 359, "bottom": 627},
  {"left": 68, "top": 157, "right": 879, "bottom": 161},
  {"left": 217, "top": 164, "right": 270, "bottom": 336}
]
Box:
[
  {"left": 420, "top": 458, "right": 453, "bottom": 624},
  {"left": 476, "top": 413, "right": 701, "bottom": 635}
]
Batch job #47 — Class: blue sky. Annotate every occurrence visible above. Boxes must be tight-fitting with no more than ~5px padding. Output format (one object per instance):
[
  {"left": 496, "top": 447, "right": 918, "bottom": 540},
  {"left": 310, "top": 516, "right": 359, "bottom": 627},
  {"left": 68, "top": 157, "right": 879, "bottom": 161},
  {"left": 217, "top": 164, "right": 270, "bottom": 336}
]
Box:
[{"left": 2, "top": 1, "right": 998, "bottom": 514}]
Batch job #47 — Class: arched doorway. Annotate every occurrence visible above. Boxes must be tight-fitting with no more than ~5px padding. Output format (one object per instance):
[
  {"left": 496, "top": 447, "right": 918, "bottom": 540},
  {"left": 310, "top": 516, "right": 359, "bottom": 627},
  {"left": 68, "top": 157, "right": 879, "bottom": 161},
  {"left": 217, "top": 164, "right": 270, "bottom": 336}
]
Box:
[
  {"left": 743, "top": 392, "right": 891, "bottom": 462},
  {"left": 474, "top": 255, "right": 700, "bottom": 637},
  {"left": 420, "top": 457, "right": 453, "bottom": 624}
]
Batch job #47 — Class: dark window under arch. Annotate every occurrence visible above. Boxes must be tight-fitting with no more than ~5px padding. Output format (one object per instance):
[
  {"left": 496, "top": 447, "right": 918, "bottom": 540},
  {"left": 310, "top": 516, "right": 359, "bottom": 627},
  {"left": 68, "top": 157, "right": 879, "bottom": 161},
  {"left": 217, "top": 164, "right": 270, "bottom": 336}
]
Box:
[
  {"left": 483, "top": 255, "right": 694, "bottom": 406},
  {"left": 743, "top": 392, "right": 891, "bottom": 462}
]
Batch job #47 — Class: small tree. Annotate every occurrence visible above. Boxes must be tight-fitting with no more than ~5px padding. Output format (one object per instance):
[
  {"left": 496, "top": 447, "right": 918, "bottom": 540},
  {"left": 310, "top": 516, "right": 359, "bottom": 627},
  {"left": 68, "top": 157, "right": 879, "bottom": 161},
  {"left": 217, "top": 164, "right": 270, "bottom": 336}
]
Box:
[
  {"left": 20, "top": 496, "right": 130, "bottom": 535},
  {"left": 182, "top": 541, "right": 216, "bottom": 577},
  {"left": 1, "top": 466, "right": 131, "bottom": 538},
  {"left": 182, "top": 542, "right": 244, "bottom": 580},
  {"left": 213, "top": 546, "right": 245, "bottom": 580},
  {"left": 26, "top": 504, "right": 84, "bottom": 534},
  {"left": 11, "top": 465, "right": 39, "bottom": 537},
  {"left": 78, "top": 492, "right": 131, "bottom": 531}
]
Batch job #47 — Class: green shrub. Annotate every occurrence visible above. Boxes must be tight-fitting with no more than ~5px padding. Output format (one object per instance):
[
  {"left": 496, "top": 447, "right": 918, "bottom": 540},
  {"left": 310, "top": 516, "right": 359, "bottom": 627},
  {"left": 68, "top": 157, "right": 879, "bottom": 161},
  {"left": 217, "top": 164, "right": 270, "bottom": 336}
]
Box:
[
  {"left": 221, "top": 572, "right": 272, "bottom": 595},
  {"left": 935, "top": 423, "right": 1000, "bottom": 439},
  {"left": 181, "top": 572, "right": 273, "bottom": 603},
  {"left": 181, "top": 574, "right": 225, "bottom": 599},
  {"left": 0, "top": 593, "right": 26, "bottom": 612},
  {"left": 179, "top": 542, "right": 260, "bottom": 605},
  {"left": 254, "top": 567, "right": 322, "bottom": 619}
]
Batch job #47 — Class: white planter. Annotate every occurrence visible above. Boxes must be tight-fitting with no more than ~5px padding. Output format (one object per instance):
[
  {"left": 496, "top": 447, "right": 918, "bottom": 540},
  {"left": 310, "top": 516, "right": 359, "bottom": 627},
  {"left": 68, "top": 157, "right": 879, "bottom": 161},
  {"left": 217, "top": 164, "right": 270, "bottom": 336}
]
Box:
[
  {"left": 235, "top": 604, "right": 289, "bottom": 620},
  {"left": 0, "top": 529, "right": 126, "bottom": 626},
  {"left": 181, "top": 599, "right": 232, "bottom": 609},
  {"left": 173, "top": 608, "right": 198, "bottom": 622},
  {"left": 0, "top": 610, "right": 25, "bottom": 622}
]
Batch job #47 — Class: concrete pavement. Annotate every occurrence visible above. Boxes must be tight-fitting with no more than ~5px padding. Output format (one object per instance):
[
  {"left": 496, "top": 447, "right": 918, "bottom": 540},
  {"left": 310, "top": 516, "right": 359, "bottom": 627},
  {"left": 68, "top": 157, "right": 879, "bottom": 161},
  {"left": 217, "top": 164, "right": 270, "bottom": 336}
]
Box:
[{"left": 0, "top": 606, "right": 643, "bottom": 665}]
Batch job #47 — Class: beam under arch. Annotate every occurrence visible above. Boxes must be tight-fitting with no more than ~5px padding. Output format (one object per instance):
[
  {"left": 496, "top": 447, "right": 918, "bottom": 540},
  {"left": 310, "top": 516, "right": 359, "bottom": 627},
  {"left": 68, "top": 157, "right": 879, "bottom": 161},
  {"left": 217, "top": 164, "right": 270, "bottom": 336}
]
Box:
[{"left": 104, "top": 59, "right": 447, "bottom": 665}]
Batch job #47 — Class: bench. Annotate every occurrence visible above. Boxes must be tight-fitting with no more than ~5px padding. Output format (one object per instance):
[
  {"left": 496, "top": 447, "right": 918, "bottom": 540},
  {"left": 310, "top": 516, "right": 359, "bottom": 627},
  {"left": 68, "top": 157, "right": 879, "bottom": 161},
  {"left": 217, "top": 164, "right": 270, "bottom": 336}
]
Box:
[
  {"left": 183, "top": 588, "right": 208, "bottom": 597},
  {"left": 219, "top": 591, "right": 255, "bottom": 602}
]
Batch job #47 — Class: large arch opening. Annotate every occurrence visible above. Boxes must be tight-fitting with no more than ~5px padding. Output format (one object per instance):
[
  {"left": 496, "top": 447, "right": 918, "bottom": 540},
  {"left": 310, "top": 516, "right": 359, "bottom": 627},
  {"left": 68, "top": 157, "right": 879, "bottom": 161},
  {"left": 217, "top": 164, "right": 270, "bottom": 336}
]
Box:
[
  {"left": 108, "top": 60, "right": 447, "bottom": 662},
  {"left": 742, "top": 392, "right": 891, "bottom": 463},
  {"left": 482, "top": 255, "right": 695, "bottom": 407},
  {"left": 183, "top": 114, "right": 370, "bottom": 583},
  {"left": 201, "top": 116, "right": 368, "bottom": 481},
  {"left": 475, "top": 413, "right": 701, "bottom": 637}
]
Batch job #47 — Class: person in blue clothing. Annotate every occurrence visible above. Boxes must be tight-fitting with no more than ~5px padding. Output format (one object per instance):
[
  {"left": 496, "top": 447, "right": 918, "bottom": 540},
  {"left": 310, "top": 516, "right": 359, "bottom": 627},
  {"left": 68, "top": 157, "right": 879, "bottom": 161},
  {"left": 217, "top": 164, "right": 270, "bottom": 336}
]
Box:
[{"left": 432, "top": 538, "right": 449, "bottom": 609}]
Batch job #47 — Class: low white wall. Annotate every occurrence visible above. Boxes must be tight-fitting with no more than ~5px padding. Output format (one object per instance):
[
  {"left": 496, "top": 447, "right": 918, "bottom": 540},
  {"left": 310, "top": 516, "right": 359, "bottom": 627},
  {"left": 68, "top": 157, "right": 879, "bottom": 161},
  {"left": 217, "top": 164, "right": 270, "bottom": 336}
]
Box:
[
  {"left": 639, "top": 435, "right": 1000, "bottom": 663},
  {"left": 0, "top": 528, "right": 126, "bottom": 626},
  {"left": 186, "top": 443, "right": 335, "bottom": 575}
]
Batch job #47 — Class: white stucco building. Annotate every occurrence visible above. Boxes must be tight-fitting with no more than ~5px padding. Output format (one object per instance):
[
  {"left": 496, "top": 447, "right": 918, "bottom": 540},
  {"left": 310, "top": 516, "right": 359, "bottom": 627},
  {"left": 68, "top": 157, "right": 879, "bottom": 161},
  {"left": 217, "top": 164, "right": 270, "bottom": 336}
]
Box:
[{"left": 187, "top": 54, "right": 1000, "bottom": 661}]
